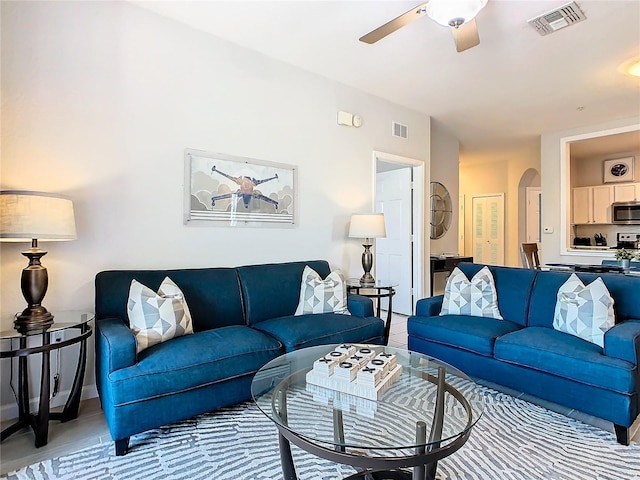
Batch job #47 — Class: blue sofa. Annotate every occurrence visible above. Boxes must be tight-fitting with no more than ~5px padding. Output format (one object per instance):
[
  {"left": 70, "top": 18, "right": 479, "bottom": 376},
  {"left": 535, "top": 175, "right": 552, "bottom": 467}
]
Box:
[
  {"left": 408, "top": 263, "right": 640, "bottom": 445},
  {"left": 95, "top": 260, "right": 384, "bottom": 455}
]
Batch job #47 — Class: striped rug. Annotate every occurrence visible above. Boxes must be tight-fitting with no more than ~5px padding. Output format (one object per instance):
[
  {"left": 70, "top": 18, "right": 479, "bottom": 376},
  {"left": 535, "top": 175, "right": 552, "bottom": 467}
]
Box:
[{"left": 3, "top": 386, "right": 639, "bottom": 480}]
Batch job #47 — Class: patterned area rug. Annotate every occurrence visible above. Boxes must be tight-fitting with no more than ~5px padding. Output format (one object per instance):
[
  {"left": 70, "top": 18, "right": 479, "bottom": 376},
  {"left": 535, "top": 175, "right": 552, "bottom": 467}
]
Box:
[{"left": 3, "top": 386, "right": 639, "bottom": 480}]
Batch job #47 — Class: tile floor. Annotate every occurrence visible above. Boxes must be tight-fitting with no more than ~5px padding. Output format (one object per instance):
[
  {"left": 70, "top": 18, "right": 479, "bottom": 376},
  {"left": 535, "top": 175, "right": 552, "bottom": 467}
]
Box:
[{"left": 1, "top": 312, "right": 638, "bottom": 475}]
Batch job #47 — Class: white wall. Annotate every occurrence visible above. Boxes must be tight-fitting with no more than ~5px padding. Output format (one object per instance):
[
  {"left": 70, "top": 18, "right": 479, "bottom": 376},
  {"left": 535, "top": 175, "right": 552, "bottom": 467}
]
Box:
[
  {"left": 540, "top": 116, "right": 640, "bottom": 265},
  {"left": 429, "top": 119, "right": 460, "bottom": 255},
  {"left": 0, "top": 1, "right": 430, "bottom": 418},
  {"left": 571, "top": 149, "right": 640, "bottom": 187}
]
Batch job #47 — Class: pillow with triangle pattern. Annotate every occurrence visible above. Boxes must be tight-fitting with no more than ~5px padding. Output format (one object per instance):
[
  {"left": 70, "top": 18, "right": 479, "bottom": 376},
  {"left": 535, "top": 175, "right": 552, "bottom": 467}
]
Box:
[
  {"left": 552, "top": 274, "right": 614, "bottom": 348},
  {"left": 127, "top": 277, "right": 194, "bottom": 353},
  {"left": 294, "top": 265, "right": 350, "bottom": 316},
  {"left": 439, "top": 266, "right": 503, "bottom": 320}
]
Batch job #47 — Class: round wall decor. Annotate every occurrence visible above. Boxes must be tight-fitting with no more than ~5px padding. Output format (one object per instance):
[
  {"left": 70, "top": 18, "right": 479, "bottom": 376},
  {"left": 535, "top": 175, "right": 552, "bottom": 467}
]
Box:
[{"left": 430, "top": 182, "right": 452, "bottom": 239}]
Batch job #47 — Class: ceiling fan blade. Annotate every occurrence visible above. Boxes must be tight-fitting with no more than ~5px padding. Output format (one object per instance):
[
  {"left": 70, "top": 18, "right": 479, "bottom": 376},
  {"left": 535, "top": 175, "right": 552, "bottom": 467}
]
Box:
[
  {"left": 452, "top": 19, "right": 480, "bottom": 52},
  {"left": 359, "top": 2, "right": 428, "bottom": 44}
]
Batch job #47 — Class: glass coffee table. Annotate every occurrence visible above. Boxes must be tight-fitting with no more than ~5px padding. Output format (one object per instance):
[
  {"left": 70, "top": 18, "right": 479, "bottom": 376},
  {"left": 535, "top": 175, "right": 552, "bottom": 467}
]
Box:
[{"left": 251, "top": 344, "right": 483, "bottom": 480}]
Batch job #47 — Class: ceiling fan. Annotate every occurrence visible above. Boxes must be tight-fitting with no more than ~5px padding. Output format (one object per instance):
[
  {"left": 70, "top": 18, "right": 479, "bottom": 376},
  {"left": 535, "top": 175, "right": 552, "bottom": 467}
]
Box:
[{"left": 359, "top": 0, "right": 488, "bottom": 53}]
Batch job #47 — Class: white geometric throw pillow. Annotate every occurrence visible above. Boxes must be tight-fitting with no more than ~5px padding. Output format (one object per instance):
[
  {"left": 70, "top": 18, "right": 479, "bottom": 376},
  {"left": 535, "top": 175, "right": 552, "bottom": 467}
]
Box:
[
  {"left": 439, "top": 266, "right": 503, "bottom": 320},
  {"left": 127, "top": 277, "right": 194, "bottom": 353},
  {"left": 294, "top": 266, "right": 350, "bottom": 315},
  {"left": 552, "top": 274, "right": 615, "bottom": 348}
]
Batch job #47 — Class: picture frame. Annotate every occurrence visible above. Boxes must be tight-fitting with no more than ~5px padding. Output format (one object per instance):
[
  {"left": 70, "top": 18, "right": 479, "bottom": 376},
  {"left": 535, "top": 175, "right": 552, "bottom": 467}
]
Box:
[
  {"left": 184, "top": 149, "right": 296, "bottom": 227},
  {"left": 603, "top": 157, "right": 635, "bottom": 183}
]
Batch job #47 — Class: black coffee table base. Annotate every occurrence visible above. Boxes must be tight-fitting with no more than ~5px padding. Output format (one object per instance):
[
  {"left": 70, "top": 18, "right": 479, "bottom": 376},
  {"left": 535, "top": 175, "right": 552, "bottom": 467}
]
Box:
[{"left": 277, "top": 426, "right": 471, "bottom": 480}]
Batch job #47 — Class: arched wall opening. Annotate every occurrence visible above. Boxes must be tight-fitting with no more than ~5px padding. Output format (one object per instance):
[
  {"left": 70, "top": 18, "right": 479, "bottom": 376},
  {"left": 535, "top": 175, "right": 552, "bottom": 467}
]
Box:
[{"left": 518, "top": 168, "right": 541, "bottom": 264}]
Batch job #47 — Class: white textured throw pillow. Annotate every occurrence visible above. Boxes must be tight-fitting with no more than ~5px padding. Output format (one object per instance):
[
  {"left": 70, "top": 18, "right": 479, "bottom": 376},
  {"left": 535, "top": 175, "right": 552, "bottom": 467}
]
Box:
[
  {"left": 440, "top": 266, "right": 503, "bottom": 320},
  {"left": 295, "top": 266, "right": 350, "bottom": 315},
  {"left": 127, "top": 277, "right": 194, "bottom": 353},
  {"left": 552, "top": 274, "right": 615, "bottom": 348}
]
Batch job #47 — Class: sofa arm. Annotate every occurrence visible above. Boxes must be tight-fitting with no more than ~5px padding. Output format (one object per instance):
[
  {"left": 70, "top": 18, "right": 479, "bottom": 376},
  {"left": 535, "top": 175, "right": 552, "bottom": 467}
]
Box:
[
  {"left": 348, "top": 294, "right": 374, "bottom": 317},
  {"left": 604, "top": 320, "right": 640, "bottom": 365},
  {"left": 96, "top": 317, "right": 137, "bottom": 373},
  {"left": 415, "top": 295, "right": 444, "bottom": 317}
]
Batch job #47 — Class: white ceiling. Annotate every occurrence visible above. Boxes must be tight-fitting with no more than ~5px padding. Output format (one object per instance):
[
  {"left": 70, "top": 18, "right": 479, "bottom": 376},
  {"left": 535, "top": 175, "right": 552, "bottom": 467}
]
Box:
[{"left": 133, "top": 1, "right": 640, "bottom": 163}]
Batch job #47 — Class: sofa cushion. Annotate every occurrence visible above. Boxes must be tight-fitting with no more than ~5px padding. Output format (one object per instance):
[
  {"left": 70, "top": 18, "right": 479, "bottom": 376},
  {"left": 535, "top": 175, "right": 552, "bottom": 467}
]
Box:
[
  {"left": 295, "top": 266, "right": 349, "bottom": 315},
  {"left": 237, "top": 260, "right": 331, "bottom": 326},
  {"left": 552, "top": 274, "right": 615, "bottom": 348},
  {"left": 108, "top": 326, "right": 282, "bottom": 405},
  {"left": 407, "top": 314, "right": 522, "bottom": 357},
  {"left": 528, "top": 270, "right": 640, "bottom": 328},
  {"left": 440, "top": 266, "right": 502, "bottom": 320},
  {"left": 127, "top": 277, "right": 194, "bottom": 353},
  {"left": 253, "top": 313, "right": 384, "bottom": 351},
  {"left": 96, "top": 268, "right": 246, "bottom": 331},
  {"left": 456, "top": 263, "right": 537, "bottom": 326},
  {"left": 494, "top": 327, "right": 635, "bottom": 394}
]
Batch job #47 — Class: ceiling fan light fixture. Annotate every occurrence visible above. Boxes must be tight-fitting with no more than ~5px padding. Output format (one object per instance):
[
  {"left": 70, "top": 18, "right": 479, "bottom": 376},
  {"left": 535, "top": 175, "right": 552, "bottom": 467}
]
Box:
[{"left": 425, "top": 0, "right": 488, "bottom": 27}]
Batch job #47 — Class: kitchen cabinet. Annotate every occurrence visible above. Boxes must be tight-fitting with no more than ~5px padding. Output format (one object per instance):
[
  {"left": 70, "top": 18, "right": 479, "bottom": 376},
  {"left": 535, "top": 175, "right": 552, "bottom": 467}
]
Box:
[
  {"left": 572, "top": 185, "right": 612, "bottom": 224},
  {"left": 613, "top": 182, "right": 640, "bottom": 202}
]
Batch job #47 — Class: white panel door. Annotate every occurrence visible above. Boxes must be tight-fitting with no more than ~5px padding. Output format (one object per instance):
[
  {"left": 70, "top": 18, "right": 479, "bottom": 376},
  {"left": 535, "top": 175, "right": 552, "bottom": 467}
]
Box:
[
  {"left": 526, "top": 187, "right": 542, "bottom": 243},
  {"left": 375, "top": 168, "right": 412, "bottom": 315},
  {"left": 458, "top": 194, "right": 465, "bottom": 256},
  {"left": 472, "top": 194, "right": 505, "bottom": 265}
]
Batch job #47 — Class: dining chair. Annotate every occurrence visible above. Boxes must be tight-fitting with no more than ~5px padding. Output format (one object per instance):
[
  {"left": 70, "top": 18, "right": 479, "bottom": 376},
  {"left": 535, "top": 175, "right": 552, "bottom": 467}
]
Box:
[{"left": 520, "top": 243, "right": 541, "bottom": 269}]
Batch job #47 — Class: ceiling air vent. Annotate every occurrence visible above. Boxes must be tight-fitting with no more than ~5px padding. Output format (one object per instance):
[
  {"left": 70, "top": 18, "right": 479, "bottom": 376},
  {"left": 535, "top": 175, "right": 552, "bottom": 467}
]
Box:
[
  {"left": 528, "top": 1, "right": 587, "bottom": 36},
  {"left": 392, "top": 121, "right": 408, "bottom": 139}
]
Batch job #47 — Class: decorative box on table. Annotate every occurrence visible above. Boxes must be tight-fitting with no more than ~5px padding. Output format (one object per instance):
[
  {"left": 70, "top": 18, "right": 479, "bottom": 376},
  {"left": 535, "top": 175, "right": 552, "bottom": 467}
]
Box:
[{"left": 305, "top": 345, "right": 402, "bottom": 401}]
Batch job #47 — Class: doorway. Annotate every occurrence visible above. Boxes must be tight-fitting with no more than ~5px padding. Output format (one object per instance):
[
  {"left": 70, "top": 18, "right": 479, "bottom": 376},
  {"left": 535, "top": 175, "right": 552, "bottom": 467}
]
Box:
[{"left": 373, "top": 151, "right": 425, "bottom": 315}]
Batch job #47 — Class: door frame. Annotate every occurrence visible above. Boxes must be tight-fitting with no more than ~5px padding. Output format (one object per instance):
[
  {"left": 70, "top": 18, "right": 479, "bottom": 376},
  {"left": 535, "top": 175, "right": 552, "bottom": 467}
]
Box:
[{"left": 373, "top": 151, "right": 426, "bottom": 305}]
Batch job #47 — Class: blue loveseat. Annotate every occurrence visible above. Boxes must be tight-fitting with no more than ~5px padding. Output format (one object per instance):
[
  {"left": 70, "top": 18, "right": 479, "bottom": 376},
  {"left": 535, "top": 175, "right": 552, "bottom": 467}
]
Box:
[
  {"left": 408, "top": 263, "right": 640, "bottom": 445},
  {"left": 95, "top": 260, "right": 384, "bottom": 455}
]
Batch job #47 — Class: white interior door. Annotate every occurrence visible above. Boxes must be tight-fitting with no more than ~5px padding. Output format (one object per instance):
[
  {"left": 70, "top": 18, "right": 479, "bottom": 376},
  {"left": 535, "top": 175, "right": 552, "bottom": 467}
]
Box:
[
  {"left": 526, "top": 187, "right": 542, "bottom": 243},
  {"left": 458, "top": 194, "right": 465, "bottom": 256},
  {"left": 472, "top": 194, "right": 505, "bottom": 265},
  {"left": 375, "top": 168, "right": 412, "bottom": 315}
]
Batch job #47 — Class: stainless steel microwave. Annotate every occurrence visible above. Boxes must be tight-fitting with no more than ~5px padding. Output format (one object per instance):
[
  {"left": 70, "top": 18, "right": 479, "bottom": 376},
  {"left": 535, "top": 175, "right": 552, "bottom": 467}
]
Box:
[{"left": 612, "top": 201, "right": 640, "bottom": 224}]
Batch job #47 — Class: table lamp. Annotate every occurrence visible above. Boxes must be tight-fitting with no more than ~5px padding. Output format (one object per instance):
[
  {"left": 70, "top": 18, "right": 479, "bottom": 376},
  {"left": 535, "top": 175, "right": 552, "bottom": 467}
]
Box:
[
  {"left": 349, "top": 213, "right": 386, "bottom": 286},
  {"left": 0, "top": 190, "right": 77, "bottom": 334}
]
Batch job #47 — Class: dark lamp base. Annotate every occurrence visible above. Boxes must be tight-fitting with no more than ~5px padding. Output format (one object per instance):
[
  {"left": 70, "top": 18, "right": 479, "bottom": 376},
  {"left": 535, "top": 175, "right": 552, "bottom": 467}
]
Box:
[
  {"left": 14, "top": 307, "right": 54, "bottom": 334},
  {"left": 15, "top": 243, "right": 55, "bottom": 335},
  {"left": 359, "top": 273, "right": 376, "bottom": 286}
]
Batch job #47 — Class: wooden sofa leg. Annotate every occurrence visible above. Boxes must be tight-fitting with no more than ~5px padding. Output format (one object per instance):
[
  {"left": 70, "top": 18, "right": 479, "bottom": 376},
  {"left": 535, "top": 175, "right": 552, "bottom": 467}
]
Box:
[
  {"left": 115, "top": 437, "right": 130, "bottom": 456},
  {"left": 614, "top": 424, "right": 630, "bottom": 446}
]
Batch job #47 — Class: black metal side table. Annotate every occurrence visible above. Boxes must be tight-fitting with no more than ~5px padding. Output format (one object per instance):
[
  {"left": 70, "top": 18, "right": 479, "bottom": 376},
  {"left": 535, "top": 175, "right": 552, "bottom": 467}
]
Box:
[
  {"left": 0, "top": 311, "right": 93, "bottom": 448},
  {"left": 346, "top": 280, "right": 397, "bottom": 345}
]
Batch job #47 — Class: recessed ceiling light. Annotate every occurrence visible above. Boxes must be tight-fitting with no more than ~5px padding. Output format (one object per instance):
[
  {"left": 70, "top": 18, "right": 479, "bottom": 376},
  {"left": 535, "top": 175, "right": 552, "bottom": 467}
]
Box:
[
  {"left": 619, "top": 57, "right": 640, "bottom": 77},
  {"left": 628, "top": 60, "right": 640, "bottom": 77}
]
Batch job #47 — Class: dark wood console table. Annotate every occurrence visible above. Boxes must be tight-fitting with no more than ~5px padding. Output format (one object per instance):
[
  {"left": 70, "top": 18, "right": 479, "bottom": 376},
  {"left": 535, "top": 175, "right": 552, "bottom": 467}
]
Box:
[{"left": 430, "top": 256, "right": 473, "bottom": 296}]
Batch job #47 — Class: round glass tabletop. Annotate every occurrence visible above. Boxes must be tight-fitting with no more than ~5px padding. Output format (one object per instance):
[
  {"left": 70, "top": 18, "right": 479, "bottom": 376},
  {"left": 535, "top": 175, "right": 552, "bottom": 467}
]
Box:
[
  {"left": 251, "top": 344, "right": 483, "bottom": 454},
  {"left": 345, "top": 279, "right": 399, "bottom": 289},
  {"left": 0, "top": 311, "right": 94, "bottom": 340}
]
